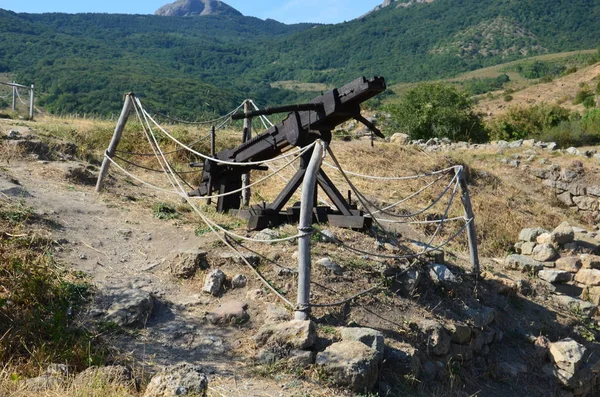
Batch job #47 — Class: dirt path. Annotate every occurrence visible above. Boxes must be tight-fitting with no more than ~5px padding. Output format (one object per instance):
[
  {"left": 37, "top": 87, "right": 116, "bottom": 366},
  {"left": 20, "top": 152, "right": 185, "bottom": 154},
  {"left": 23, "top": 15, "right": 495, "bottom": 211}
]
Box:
[{"left": 0, "top": 153, "right": 326, "bottom": 396}]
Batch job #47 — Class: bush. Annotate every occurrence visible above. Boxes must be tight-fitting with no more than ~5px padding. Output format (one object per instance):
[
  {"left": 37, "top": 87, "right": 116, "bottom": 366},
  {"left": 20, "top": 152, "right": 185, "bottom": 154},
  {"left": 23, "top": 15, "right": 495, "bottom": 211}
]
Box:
[
  {"left": 573, "top": 89, "right": 594, "bottom": 105},
  {"left": 384, "top": 82, "right": 488, "bottom": 142},
  {"left": 504, "top": 94, "right": 513, "bottom": 102},
  {"left": 534, "top": 109, "right": 600, "bottom": 147},
  {"left": 488, "top": 103, "right": 572, "bottom": 141},
  {"left": 583, "top": 96, "right": 596, "bottom": 109}
]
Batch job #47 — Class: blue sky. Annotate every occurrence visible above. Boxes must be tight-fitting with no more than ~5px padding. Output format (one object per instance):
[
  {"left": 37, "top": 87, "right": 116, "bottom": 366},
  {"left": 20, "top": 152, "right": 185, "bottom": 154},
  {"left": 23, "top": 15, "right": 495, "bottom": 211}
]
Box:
[{"left": 0, "top": 0, "right": 384, "bottom": 24}]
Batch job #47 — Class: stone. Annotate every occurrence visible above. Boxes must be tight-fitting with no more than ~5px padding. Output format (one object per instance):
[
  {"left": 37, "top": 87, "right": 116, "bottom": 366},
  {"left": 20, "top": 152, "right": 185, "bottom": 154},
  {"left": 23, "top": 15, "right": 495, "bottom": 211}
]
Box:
[
  {"left": 552, "top": 295, "right": 597, "bottom": 316},
  {"left": 522, "top": 139, "right": 536, "bottom": 147},
  {"left": 566, "top": 147, "right": 581, "bottom": 156},
  {"left": 317, "top": 257, "right": 344, "bottom": 275},
  {"left": 573, "top": 234, "right": 600, "bottom": 254},
  {"left": 516, "top": 279, "right": 533, "bottom": 295},
  {"left": 254, "top": 228, "right": 281, "bottom": 242},
  {"left": 543, "top": 179, "right": 569, "bottom": 192},
  {"left": 422, "top": 322, "right": 451, "bottom": 356},
  {"left": 391, "top": 268, "right": 421, "bottom": 296},
  {"left": 521, "top": 242, "right": 537, "bottom": 255},
  {"left": 206, "top": 301, "right": 249, "bottom": 325},
  {"left": 517, "top": 227, "right": 546, "bottom": 242},
  {"left": 105, "top": 289, "right": 155, "bottom": 328},
  {"left": 218, "top": 252, "right": 260, "bottom": 267},
  {"left": 286, "top": 350, "right": 315, "bottom": 368},
  {"left": 255, "top": 320, "right": 316, "bottom": 350},
  {"left": 583, "top": 286, "right": 600, "bottom": 305},
  {"left": 45, "top": 364, "right": 69, "bottom": 377},
  {"left": 384, "top": 343, "right": 421, "bottom": 377},
  {"left": 551, "top": 223, "right": 575, "bottom": 245},
  {"left": 505, "top": 254, "right": 544, "bottom": 272},
  {"left": 340, "top": 327, "right": 385, "bottom": 363},
  {"left": 537, "top": 232, "right": 553, "bottom": 244},
  {"left": 538, "top": 270, "right": 572, "bottom": 284},
  {"left": 316, "top": 340, "right": 379, "bottom": 393},
  {"left": 481, "top": 271, "right": 516, "bottom": 294},
  {"left": 428, "top": 263, "right": 457, "bottom": 283},
  {"left": 587, "top": 186, "right": 600, "bottom": 197},
  {"left": 532, "top": 244, "right": 559, "bottom": 262},
  {"left": 514, "top": 241, "right": 523, "bottom": 254},
  {"left": 573, "top": 196, "right": 599, "bottom": 212},
  {"left": 548, "top": 339, "right": 587, "bottom": 387},
  {"left": 555, "top": 257, "right": 582, "bottom": 273},
  {"left": 170, "top": 250, "right": 208, "bottom": 279},
  {"left": 450, "top": 343, "right": 473, "bottom": 362},
  {"left": 231, "top": 274, "right": 247, "bottom": 289},
  {"left": 264, "top": 303, "right": 289, "bottom": 322},
  {"left": 74, "top": 366, "right": 135, "bottom": 389},
  {"left": 508, "top": 139, "right": 523, "bottom": 148},
  {"left": 466, "top": 306, "right": 496, "bottom": 327},
  {"left": 569, "top": 184, "right": 587, "bottom": 196},
  {"left": 448, "top": 323, "right": 472, "bottom": 345},
  {"left": 319, "top": 230, "right": 338, "bottom": 243},
  {"left": 574, "top": 269, "right": 600, "bottom": 286},
  {"left": 202, "top": 269, "right": 225, "bottom": 296},
  {"left": 556, "top": 191, "right": 574, "bottom": 207},
  {"left": 274, "top": 265, "right": 295, "bottom": 277},
  {"left": 390, "top": 133, "right": 410, "bottom": 145},
  {"left": 143, "top": 363, "right": 208, "bottom": 397},
  {"left": 580, "top": 254, "right": 600, "bottom": 269},
  {"left": 546, "top": 142, "right": 558, "bottom": 151}
]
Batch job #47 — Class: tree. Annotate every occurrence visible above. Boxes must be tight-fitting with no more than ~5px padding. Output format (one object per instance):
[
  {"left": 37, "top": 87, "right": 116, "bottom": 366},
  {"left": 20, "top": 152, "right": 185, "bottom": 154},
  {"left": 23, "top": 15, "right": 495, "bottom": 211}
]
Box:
[{"left": 385, "top": 83, "right": 487, "bottom": 142}]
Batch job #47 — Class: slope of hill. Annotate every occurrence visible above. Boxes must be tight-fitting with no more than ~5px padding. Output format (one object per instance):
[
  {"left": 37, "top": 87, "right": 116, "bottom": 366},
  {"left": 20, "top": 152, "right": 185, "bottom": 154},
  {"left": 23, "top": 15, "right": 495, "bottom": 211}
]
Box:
[{"left": 0, "top": 0, "right": 599, "bottom": 116}]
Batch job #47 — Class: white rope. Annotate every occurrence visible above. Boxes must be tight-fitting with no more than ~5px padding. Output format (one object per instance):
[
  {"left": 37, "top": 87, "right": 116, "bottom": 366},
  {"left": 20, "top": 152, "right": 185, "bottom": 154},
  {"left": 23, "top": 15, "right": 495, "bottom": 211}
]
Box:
[
  {"left": 15, "top": 88, "right": 28, "bottom": 105},
  {"left": 376, "top": 215, "right": 466, "bottom": 225},
  {"left": 143, "top": 113, "right": 295, "bottom": 306},
  {"left": 321, "top": 161, "right": 459, "bottom": 181},
  {"left": 136, "top": 97, "right": 315, "bottom": 167}
]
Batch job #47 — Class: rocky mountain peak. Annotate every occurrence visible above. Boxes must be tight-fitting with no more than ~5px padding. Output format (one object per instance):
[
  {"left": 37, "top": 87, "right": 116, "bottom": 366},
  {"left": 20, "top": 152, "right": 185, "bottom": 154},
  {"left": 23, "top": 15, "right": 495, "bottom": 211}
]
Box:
[{"left": 155, "top": 0, "right": 242, "bottom": 17}]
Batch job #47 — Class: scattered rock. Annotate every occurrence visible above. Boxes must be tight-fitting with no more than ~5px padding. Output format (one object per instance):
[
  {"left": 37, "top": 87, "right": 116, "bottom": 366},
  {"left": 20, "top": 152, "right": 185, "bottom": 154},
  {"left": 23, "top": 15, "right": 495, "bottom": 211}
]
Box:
[
  {"left": 231, "top": 274, "right": 247, "bottom": 289},
  {"left": 218, "top": 252, "right": 260, "bottom": 267},
  {"left": 551, "top": 223, "right": 575, "bottom": 245},
  {"left": 450, "top": 343, "right": 473, "bottom": 362},
  {"left": 316, "top": 340, "right": 379, "bottom": 393},
  {"left": 552, "top": 295, "right": 597, "bottom": 316},
  {"left": 521, "top": 241, "right": 537, "bottom": 255},
  {"left": 144, "top": 363, "right": 208, "bottom": 397},
  {"left": 519, "top": 228, "right": 548, "bottom": 242},
  {"left": 538, "top": 270, "right": 572, "bottom": 284},
  {"left": 206, "top": 300, "right": 249, "bottom": 325},
  {"left": 254, "top": 228, "right": 281, "bottom": 242},
  {"left": 421, "top": 322, "right": 451, "bottom": 356},
  {"left": 255, "top": 320, "right": 316, "bottom": 350},
  {"left": 555, "top": 257, "right": 582, "bottom": 273},
  {"left": 580, "top": 254, "right": 600, "bottom": 269},
  {"left": 466, "top": 306, "right": 496, "bottom": 327},
  {"left": 574, "top": 269, "right": 600, "bottom": 286},
  {"left": 532, "top": 244, "right": 559, "bottom": 262},
  {"left": 448, "top": 323, "right": 472, "bottom": 345},
  {"left": 548, "top": 339, "right": 586, "bottom": 387},
  {"left": 317, "top": 257, "right": 344, "bottom": 275},
  {"left": 320, "top": 230, "right": 338, "bottom": 243},
  {"left": 505, "top": 254, "right": 544, "bottom": 272},
  {"left": 340, "top": 327, "right": 385, "bottom": 362},
  {"left": 105, "top": 288, "right": 155, "bottom": 328},
  {"left": 557, "top": 191, "right": 574, "bottom": 206},
  {"left": 390, "top": 133, "right": 410, "bottom": 145},
  {"left": 428, "top": 263, "right": 457, "bottom": 283},
  {"left": 384, "top": 343, "right": 421, "bottom": 377},
  {"left": 170, "top": 250, "right": 208, "bottom": 279},
  {"left": 264, "top": 303, "right": 289, "bottom": 323},
  {"left": 286, "top": 350, "right": 315, "bottom": 368},
  {"left": 202, "top": 269, "right": 225, "bottom": 296}
]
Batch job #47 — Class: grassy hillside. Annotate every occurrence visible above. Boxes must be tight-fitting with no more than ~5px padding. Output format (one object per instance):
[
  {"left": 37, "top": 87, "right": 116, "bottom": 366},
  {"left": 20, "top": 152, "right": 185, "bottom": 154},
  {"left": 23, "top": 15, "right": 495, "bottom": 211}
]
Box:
[{"left": 0, "top": 0, "right": 599, "bottom": 117}]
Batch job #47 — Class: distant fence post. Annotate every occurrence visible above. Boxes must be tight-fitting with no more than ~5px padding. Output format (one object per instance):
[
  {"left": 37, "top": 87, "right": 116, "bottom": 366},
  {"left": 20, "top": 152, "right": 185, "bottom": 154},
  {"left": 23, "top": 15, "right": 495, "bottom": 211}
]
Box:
[
  {"left": 11, "top": 82, "right": 16, "bottom": 111},
  {"left": 95, "top": 93, "right": 134, "bottom": 193},
  {"left": 456, "top": 166, "right": 480, "bottom": 277},
  {"left": 241, "top": 100, "right": 252, "bottom": 207},
  {"left": 29, "top": 84, "right": 35, "bottom": 120},
  {"left": 207, "top": 125, "right": 216, "bottom": 205}
]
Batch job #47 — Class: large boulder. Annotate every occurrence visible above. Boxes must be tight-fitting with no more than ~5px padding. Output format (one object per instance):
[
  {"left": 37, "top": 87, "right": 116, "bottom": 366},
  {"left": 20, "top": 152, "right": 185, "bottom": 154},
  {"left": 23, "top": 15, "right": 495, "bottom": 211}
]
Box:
[
  {"left": 574, "top": 269, "right": 600, "bottom": 286},
  {"left": 206, "top": 300, "right": 249, "bottom": 325},
  {"left": 551, "top": 223, "right": 575, "bottom": 245},
  {"left": 144, "top": 363, "right": 208, "bottom": 397},
  {"left": 202, "top": 269, "right": 225, "bottom": 296},
  {"left": 532, "top": 244, "right": 559, "bottom": 262},
  {"left": 519, "top": 228, "right": 548, "bottom": 242},
  {"left": 505, "top": 254, "right": 545, "bottom": 272},
  {"left": 548, "top": 339, "right": 587, "bottom": 387},
  {"left": 316, "top": 341, "right": 379, "bottom": 393}
]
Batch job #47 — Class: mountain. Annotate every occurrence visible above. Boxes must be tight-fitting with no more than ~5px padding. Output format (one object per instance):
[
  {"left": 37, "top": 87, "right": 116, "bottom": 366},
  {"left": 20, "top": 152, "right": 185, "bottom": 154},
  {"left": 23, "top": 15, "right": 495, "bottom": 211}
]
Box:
[
  {"left": 0, "top": 0, "right": 599, "bottom": 117},
  {"left": 155, "top": 0, "right": 242, "bottom": 17}
]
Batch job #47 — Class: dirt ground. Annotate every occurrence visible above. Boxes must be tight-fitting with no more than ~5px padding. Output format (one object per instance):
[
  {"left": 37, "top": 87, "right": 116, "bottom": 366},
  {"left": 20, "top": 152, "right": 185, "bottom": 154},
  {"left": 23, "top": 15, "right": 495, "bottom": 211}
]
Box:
[{"left": 2, "top": 118, "right": 599, "bottom": 397}]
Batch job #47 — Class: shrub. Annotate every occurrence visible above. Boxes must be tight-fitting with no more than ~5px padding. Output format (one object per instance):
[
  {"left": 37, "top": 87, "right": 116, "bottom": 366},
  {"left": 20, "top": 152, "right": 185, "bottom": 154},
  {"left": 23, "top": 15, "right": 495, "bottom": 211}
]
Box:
[
  {"left": 152, "top": 202, "right": 179, "bottom": 220},
  {"left": 583, "top": 96, "right": 596, "bottom": 109},
  {"left": 573, "top": 89, "right": 593, "bottom": 105},
  {"left": 503, "top": 94, "right": 513, "bottom": 102},
  {"left": 384, "top": 82, "right": 488, "bottom": 142},
  {"left": 488, "top": 103, "right": 572, "bottom": 141}
]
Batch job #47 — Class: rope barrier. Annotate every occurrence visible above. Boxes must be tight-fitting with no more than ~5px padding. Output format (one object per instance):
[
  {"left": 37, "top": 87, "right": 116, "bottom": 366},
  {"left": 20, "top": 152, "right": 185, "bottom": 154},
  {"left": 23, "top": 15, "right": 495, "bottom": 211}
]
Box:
[
  {"left": 136, "top": 97, "right": 315, "bottom": 167},
  {"left": 142, "top": 101, "right": 245, "bottom": 126},
  {"left": 114, "top": 133, "right": 211, "bottom": 157},
  {"left": 15, "top": 88, "right": 28, "bottom": 105},
  {"left": 113, "top": 154, "right": 201, "bottom": 174},
  {"left": 321, "top": 161, "right": 460, "bottom": 181}
]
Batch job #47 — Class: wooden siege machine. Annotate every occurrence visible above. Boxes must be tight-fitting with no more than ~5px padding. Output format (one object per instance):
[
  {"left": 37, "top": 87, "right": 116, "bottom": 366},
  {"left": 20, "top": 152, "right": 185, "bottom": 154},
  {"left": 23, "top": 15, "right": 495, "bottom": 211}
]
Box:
[{"left": 188, "top": 76, "right": 387, "bottom": 230}]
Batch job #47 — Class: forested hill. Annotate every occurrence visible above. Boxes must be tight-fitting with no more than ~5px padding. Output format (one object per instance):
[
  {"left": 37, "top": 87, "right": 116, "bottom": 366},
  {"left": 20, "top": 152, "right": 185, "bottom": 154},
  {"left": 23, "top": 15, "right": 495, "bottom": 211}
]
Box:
[{"left": 1, "top": 0, "right": 599, "bottom": 118}]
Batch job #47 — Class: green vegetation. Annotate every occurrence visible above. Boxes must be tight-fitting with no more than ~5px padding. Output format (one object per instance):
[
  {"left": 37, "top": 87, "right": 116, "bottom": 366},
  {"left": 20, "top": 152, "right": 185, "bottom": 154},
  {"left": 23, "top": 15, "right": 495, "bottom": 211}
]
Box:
[
  {"left": 0, "top": 198, "right": 104, "bottom": 373},
  {"left": 504, "top": 53, "right": 596, "bottom": 80},
  {"left": 0, "top": 0, "right": 599, "bottom": 116},
  {"left": 490, "top": 105, "right": 600, "bottom": 148},
  {"left": 384, "top": 83, "right": 487, "bottom": 142},
  {"left": 461, "top": 74, "right": 510, "bottom": 96},
  {"left": 152, "top": 202, "right": 179, "bottom": 220}
]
